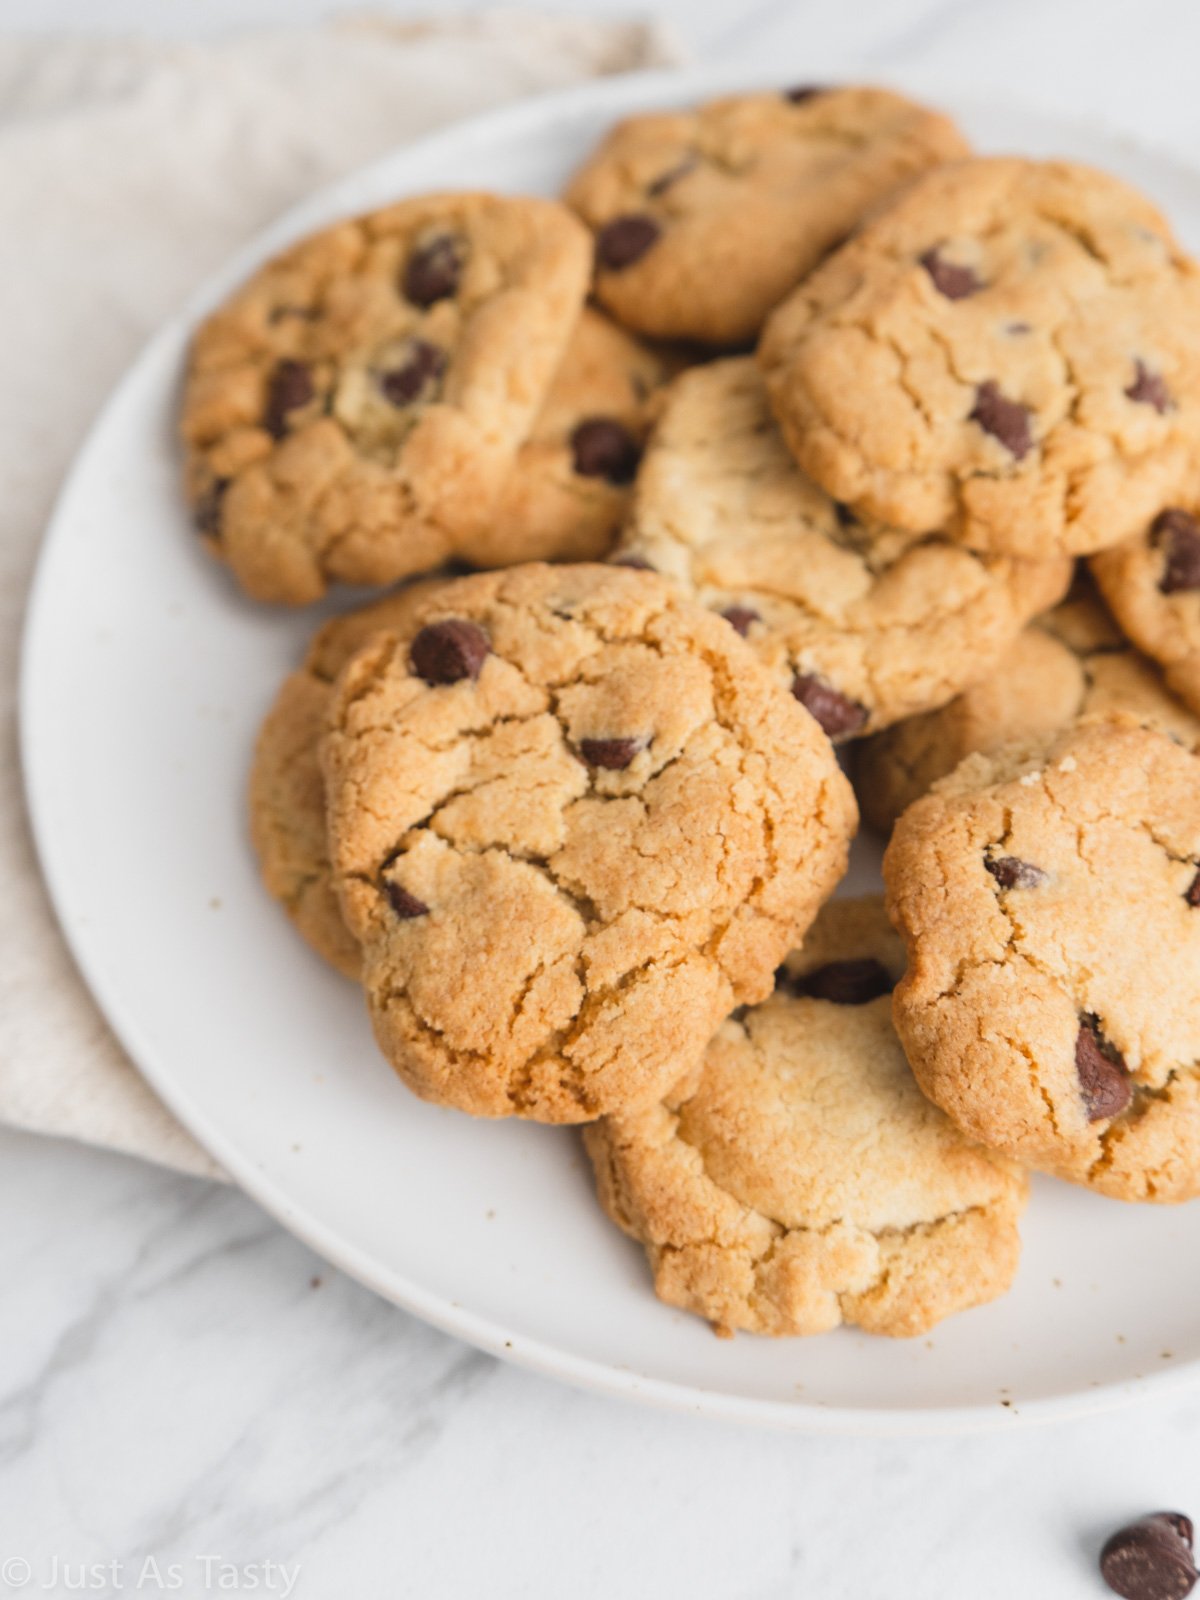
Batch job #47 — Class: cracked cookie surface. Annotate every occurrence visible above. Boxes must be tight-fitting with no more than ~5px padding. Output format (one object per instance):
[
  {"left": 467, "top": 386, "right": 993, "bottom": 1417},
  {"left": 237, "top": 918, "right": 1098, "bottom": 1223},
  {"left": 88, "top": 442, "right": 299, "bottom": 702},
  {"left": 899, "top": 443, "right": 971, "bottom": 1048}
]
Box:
[
  {"left": 250, "top": 579, "right": 453, "bottom": 977},
  {"left": 322, "top": 563, "right": 857, "bottom": 1123},
  {"left": 885, "top": 718, "right": 1200, "bottom": 1200},
  {"left": 564, "top": 85, "right": 967, "bottom": 346},
  {"left": 1091, "top": 502, "right": 1200, "bottom": 718},
  {"left": 584, "top": 896, "right": 1025, "bottom": 1337},
  {"left": 759, "top": 158, "right": 1200, "bottom": 558},
  {"left": 856, "top": 579, "right": 1200, "bottom": 833},
  {"left": 615, "top": 357, "right": 1070, "bottom": 740},
  {"left": 182, "top": 193, "right": 590, "bottom": 604}
]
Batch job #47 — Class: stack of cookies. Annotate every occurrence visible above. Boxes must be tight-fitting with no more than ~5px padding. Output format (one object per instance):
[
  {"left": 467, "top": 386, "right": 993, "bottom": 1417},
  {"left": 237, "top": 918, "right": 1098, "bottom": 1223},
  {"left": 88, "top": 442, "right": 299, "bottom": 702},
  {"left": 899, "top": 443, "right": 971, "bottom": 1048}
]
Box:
[{"left": 182, "top": 83, "right": 1200, "bottom": 1343}]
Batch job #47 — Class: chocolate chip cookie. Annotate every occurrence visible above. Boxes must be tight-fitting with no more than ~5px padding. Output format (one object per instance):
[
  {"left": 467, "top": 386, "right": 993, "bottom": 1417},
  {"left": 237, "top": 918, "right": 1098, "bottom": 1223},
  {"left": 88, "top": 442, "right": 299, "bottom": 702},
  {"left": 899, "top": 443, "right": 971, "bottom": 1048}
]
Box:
[
  {"left": 1091, "top": 503, "right": 1200, "bottom": 718},
  {"left": 182, "top": 193, "right": 590, "bottom": 604},
  {"left": 885, "top": 718, "right": 1200, "bottom": 1200},
  {"left": 322, "top": 563, "right": 857, "bottom": 1122},
  {"left": 615, "top": 357, "right": 1071, "bottom": 739},
  {"left": 565, "top": 85, "right": 967, "bottom": 346},
  {"left": 760, "top": 159, "right": 1200, "bottom": 558},
  {"left": 584, "top": 897, "right": 1026, "bottom": 1337},
  {"left": 856, "top": 579, "right": 1200, "bottom": 832},
  {"left": 250, "top": 579, "right": 452, "bottom": 977}
]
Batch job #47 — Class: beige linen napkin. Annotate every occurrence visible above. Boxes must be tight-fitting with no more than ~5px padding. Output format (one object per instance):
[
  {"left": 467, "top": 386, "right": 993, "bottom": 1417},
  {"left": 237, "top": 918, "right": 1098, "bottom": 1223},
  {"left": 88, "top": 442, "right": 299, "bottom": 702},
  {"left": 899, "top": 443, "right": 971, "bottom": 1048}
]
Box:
[{"left": 0, "top": 13, "right": 677, "bottom": 1180}]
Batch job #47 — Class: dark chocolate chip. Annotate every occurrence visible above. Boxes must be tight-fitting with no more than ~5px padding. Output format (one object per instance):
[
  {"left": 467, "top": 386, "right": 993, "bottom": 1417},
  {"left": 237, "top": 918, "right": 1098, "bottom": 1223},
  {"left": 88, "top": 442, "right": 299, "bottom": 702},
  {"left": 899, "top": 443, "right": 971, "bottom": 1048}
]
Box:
[
  {"left": 1100, "top": 1513, "right": 1198, "bottom": 1600},
  {"left": 579, "top": 736, "right": 647, "bottom": 770},
  {"left": 969, "top": 380, "right": 1033, "bottom": 460},
  {"left": 1187, "top": 871, "right": 1200, "bottom": 908},
  {"left": 379, "top": 340, "right": 447, "bottom": 407},
  {"left": 570, "top": 417, "right": 641, "bottom": 484},
  {"left": 791, "top": 959, "right": 894, "bottom": 1006},
  {"left": 792, "top": 673, "right": 869, "bottom": 740},
  {"left": 610, "top": 553, "right": 655, "bottom": 571},
  {"left": 1076, "top": 1017, "right": 1132, "bottom": 1123},
  {"left": 920, "top": 248, "right": 982, "bottom": 300},
  {"left": 410, "top": 618, "right": 490, "bottom": 685},
  {"left": 783, "top": 85, "right": 826, "bottom": 103},
  {"left": 833, "top": 501, "right": 858, "bottom": 528},
  {"left": 402, "top": 234, "right": 463, "bottom": 307},
  {"left": 385, "top": 883, "right": 429, "bottom": 920},
  {"left": 194, "top": 477, "right": 228, "bottom": 538},
  {"left": 1154, "top": 509, "right": 1200, "bottom": 594},
  {"left": 1126, "top": 359, "right": 1172, "bottom": 415},
  {"left": 596, "top": 215, "right": 661, "bottom": 271},
  {"left": 720, "top": 605, "right": 761, "bottom": 637},
  {"left": 985, "top": 855, "right": 1048, "bottom": 890},
  {"left": 647, "top": 157, "right": 697, "bottom": 197},
  {"left": 263, "top": 359, "right": 315, "bottom": 438}
]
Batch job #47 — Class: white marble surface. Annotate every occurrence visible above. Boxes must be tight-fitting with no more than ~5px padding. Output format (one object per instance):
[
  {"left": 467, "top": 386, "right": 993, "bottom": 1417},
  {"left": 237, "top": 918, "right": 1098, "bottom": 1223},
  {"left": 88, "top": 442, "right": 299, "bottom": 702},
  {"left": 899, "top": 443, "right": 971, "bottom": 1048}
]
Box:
[{"left": 10, "top": 3, "right": 1200, "bottom": 1597}]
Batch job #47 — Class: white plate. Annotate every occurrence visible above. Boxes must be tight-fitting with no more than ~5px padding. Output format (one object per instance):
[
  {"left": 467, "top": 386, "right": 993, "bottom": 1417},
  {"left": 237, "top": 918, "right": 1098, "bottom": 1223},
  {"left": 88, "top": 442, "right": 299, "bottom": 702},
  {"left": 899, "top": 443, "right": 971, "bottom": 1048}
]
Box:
[{"left": 22, "top": 65, "right": 1200, "bottom": 1435}]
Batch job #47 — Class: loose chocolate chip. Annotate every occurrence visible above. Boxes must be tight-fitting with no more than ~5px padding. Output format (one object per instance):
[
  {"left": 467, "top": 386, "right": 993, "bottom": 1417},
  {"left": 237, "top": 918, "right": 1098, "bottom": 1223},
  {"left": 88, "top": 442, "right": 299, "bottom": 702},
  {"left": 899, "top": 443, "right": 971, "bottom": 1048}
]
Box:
[
  {"left": 920, "top": 248, "right": 982, "bottom": 300},
  {"left": 379, "top": 340, "right": 447, "bottom": 407},
  {"left": 985, "top": 855, "right": 1048, "bottom": 890},
  {"left": 720, "top": 605, "right": 760, "bottom": 637},
  {"left": 596, "top": 214, "right": 661, "bottom": 271},
  {"left": 402, "top": 234, "right": 463, "bottom": 307},
  {"left": 1153, "top": 509, "right": 1200, "bottom": 594},
  {"left": 610, "top": 553, "right": 655, "bottom": 571},
  {"left": 1187, "top": 871, "right": 1200, "bottom": 908},
  {"left": 570, "top": 417, "right": 641, "bottom": 484},
  {"left": 410, "top": 618, "right": 490, "bottom": 685},
  {"left": 194, "top": 477, "right": 228, "bottom": 538},
  {"left": 263, "top": 359, "right": 315, "bottom": 438},
  {"left": 1076, "top": 1017, "right": 1132, "bottom": 1122},
  {"left": 1100, "top": 1513, "right": 1198, "bottom": 1600},
  {"left": 1126, "top": 359, "right": 1173, "bottom": 415},
  {"left": 969, "top": 381, "right": 1033, "bottom": 460},
  {"left": 385, "top": 883, "right": 429, "bottom": 920},
  {"left": 792, "top": 959, "right": 894, "bottom": 1006},
  {"left": 792, "top": 673, "right": 869, "bottom": 740},
  {"left": 647, "top": 157, "right": 697, "bottom": 197},
  {"left": 783, "top": 84, "right": 826, "bottom": 103},
  {"left": 579, "top": 736, "right": 647, "bottom": 770}
]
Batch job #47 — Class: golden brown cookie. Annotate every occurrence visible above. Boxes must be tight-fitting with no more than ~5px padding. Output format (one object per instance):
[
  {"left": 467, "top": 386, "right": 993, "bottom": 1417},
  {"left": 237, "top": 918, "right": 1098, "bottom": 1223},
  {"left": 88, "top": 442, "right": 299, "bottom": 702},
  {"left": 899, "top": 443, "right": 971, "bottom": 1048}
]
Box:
[
  {"left": 585, "top": 897, "right": 1026, "bottom": 1337},
  {"left": 323, "top": 563, "right": 857, "bottom": 1123},
  {"left": 885, "top": 718, "right": 1200, "bottom": 1200},
  {"left": 1091, "top": 504, "right": 1200, "bottom": 717},
  {"left": 615, "top": 357, "right": 1070, "bottom": 739},
  {"left": 565, "top": 85, "right": 967, "bottom": 345},
  {"left": 760, "top": 159, "right": 1200, "bottom": 558},
  {"left": 183, "top": 193, "right": 590, "bottom": 604}
]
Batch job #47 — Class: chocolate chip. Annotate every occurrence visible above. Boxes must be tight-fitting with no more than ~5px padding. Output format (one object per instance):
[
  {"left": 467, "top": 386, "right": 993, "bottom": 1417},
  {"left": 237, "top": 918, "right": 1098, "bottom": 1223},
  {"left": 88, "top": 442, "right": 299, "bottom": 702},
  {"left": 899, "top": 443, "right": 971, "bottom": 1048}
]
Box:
[
  {"left": 1076, "top": 1017, "right": 1131, "bottom": 1122},
  {"left": 783, "top": 85, "right": 826, "bottom": 103},
  {"left": 1153, "top": 509, "right": 1200, "bottom": 594},
  {"left": 263, "top": 359, "right": 314, "bottom": 438},
  {"left": 570, "top": 418, "right": 641, "bottom": 484},
  {"left": 385, "top": 883, "right": 429, "bottom": 920},
  {"left": 647, "top": 157, "right": 697, "bottom": 197},
  {"left": 985, "top": 855, "right": 1048, "bottom": 890},
  {"left": 792, "top": 673, "right": 869, "bottom": 739},
  {"left": 791, "top": 959, "right": 894, "bottom": 1006},
  {"left": 610, "top": 553, "right": 655, "bottom": 571},
  {"left": 194, "top": 477, "right": 228, "bottom": 538},
  {"left": 920, "top": 248, "right": 982, "bottom": 300},
  {"left": 410, "top": 618, "right": 490, "bottom": 685},
  {"left": 720, "top": 606, "right": 760, "bottom": 637},
  {"left": 1187, "top": 872, "right": 1200, "bottom": 908},
  {"left": 833, "top": 501, "right": 858, "bottom": 528},
  {"left": 1100, "top": 1513, "right": 1197, "bottom": 1600},
  {"left": 402, "top": 234, "right": 463, "bottom": 307},
  {"left": 596, "top": 215, "right": 661, "bottom": 271},
  {"left": 1126, "top": 360, "right": 1172, "bottom": 415},
  {"left": 579, "top": 736, "right": 647, "bottom": 770},
  {"left": 379, "top": 341, "right": 446, "bottom": 407},
  {"left": 969, "top": 381, "right": 1033, "bottom": 460}
]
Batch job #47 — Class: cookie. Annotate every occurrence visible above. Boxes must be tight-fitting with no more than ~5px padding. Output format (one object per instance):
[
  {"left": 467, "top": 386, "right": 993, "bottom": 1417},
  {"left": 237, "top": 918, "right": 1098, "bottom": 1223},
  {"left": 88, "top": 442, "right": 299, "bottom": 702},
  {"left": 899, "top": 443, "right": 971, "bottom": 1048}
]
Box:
[
  {"left": 564, "top": 85, "right": 967, "bottom": 346},
  {"left": 458, "top": 307, "right": 679, "bottom": 568},
  {"left": 584, "top": 897, "right": 1026, "bottom": 1337},
  {"left": 249, "top": 578, "right": 451, "bottom": 977},
  {"left": 759, "top": 158, "right": 1200, "bottom": 558},
  {"left": 182, "top": 193, "right": 590, "bottom": 604},
  {"left": 615, "top": 357, "right": 1071, "bottom": 740},
  {"left": 1091, "top": 504, "right": 1200, "bottom": 717},
  {"left": 856, "top": 580, "right": 1200, "bottom": 832},
  {"left": 885, "top": 718, "right": 1200, "bottom": 1200},
  {"left": 322, "top": 563, "right": 857, "bottom": 1122}
]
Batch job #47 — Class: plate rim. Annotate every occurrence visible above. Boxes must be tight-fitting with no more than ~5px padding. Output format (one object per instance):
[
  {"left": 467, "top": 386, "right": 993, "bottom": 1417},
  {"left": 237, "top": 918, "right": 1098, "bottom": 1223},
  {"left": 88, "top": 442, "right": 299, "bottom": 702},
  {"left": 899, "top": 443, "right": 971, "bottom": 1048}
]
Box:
[{"left": 21, "top": 59, "right": 1200, "bottom": 1436}]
